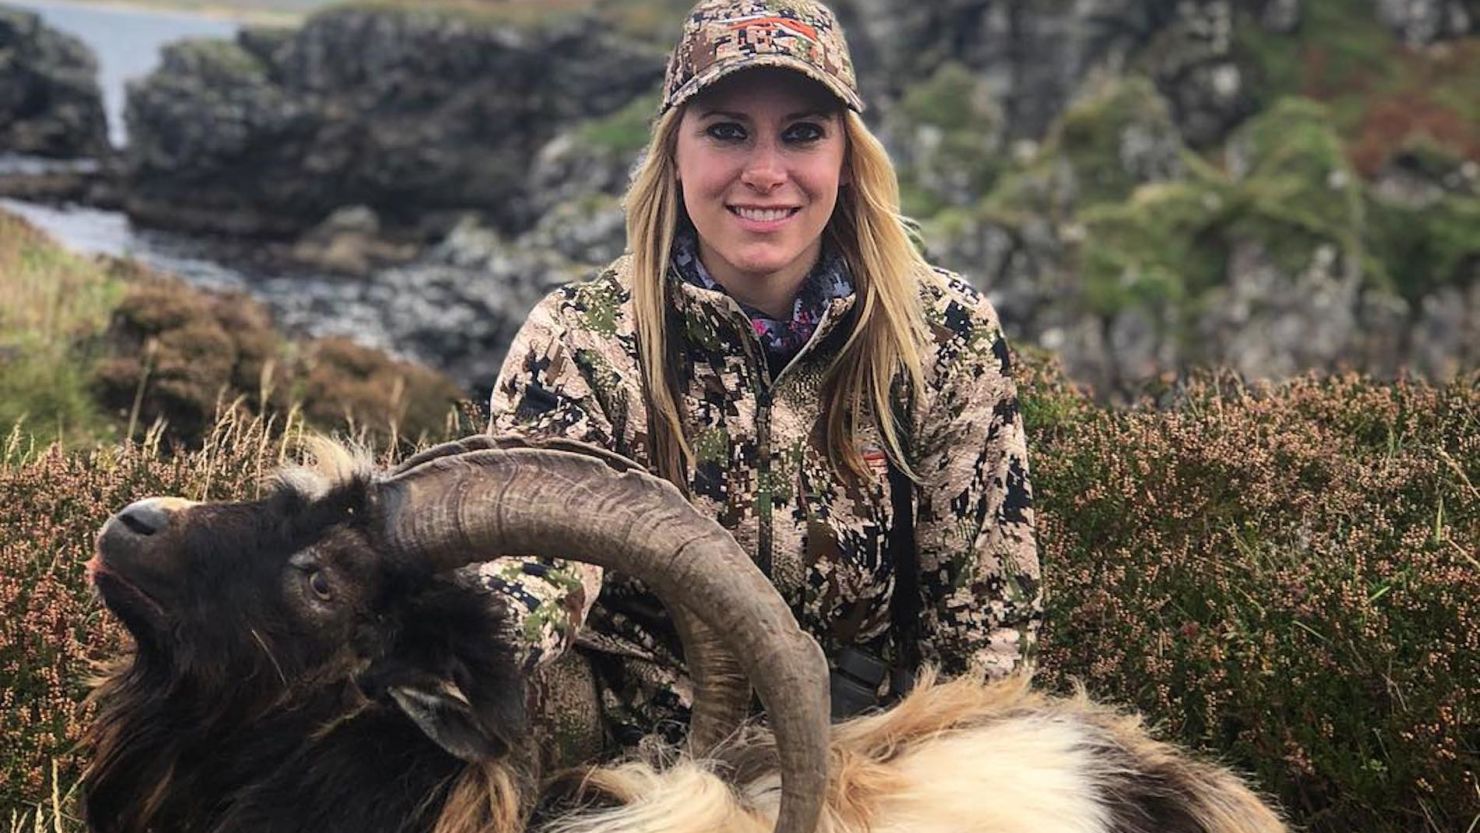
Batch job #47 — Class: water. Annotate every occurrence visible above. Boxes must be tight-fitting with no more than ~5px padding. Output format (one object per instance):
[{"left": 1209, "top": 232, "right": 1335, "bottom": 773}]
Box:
[
  {"left": 0, "top": 2, "right": 357, "bottom": 351},
  {"left": 1, "top": 0, "right": 497, "bottom": 387},
  {"left": 3, "top": 0, "right": 239, "bottom": 147},
  {"left": 0, "top": 196, "right": 263, "bottom": 288}
]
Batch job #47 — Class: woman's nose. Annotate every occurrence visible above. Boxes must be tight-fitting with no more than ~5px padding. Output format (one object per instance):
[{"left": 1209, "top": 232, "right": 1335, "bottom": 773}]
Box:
[{"left": 740, "top": 142, "right": 786, "bottom": 191}]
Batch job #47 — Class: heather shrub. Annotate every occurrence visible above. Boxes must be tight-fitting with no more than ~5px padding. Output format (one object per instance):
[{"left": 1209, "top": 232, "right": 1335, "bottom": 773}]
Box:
[
  {"left": 0, "top": 415, "right": 325, "bottom": 819},
  {"left": 298, "top": 336, "right": 468, "bottom": 445},
  {"left": 1026, "top": 361, "right": 1480, "bottom": 832},
  {"left": 1, "top": 210, "right": 468, "bottom": 453},
  {"left": 91, "top": 269, "right": 467, "bottom": 449},
  {"left": 91, "top": 270, "right": 287, "bottom": 442},
  {"left": 1, "top": 363, "right": 1476, "bottom": 833}
]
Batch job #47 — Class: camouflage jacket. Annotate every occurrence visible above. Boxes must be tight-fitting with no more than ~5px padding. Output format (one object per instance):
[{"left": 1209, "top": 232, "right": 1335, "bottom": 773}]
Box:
[{"left": 484, "top": 254, "right": 1040, "bottom": 742}]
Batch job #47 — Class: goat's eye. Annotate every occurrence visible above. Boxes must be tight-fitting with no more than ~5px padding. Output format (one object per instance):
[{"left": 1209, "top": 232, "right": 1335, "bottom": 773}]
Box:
[{"left": 307, "top": 570, "right": 333, "bottom": 600}]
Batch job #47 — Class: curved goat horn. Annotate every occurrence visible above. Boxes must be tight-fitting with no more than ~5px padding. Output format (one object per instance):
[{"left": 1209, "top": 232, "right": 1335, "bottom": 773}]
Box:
[
  {"left": 397, "top": 436, "right": 766, "bottom": 752},
  {"left": 376, "top": 444, "right": 829, "bottom": 833}
]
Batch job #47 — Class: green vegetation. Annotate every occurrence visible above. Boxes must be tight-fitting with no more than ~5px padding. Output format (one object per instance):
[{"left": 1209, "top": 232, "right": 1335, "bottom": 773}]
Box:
[
  {"left": 2, "top": 359, "right": 1476, "bottom": 833},
  {"left": 1233, "top": 0, "right": 1479, "bottom": 175},
  {"left": 1224, "top": 97, "right": 1364, "bottom": 277},
  {"left": 1078, "top": 179, "right": 1228, "bottom": 317},
  {"left": 1367, "top": 189, "right": 1480, "bottom": 303},
  {"left": 0, "top": 212, "right": 123, "bottom": 449},
  {"left": 1023, "top": 360, "right": 1480, "bottom": 833},
  {"left": 953, "top": 87, "right": 1460, "bottom": 328},
  {"left": 1043, "top": 75, "right": 1183, "bottom": 207},
  {"left": 578, "top": 92, "right": 662, "bottom": 156},
  {"left": 0, "top": 209, "right": 468, "bottom": 457},
  {"left": 595, "top": 0, "right": 701, "bottom": 46},
  {"left": 162, "top": 37, "right": 271, "bottom": 81},
  {"left": 330, "top": 0, "right": 688, "bottom": 41},
  {"left": 1363, "top": 138, "right": 1480, "bottom": 303},
  {"left": 894, "top": 61, "right": 1006, "bottom": 217}
]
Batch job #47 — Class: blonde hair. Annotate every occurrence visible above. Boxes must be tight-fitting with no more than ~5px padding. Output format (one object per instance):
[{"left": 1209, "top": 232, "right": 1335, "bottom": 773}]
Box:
[{"left": 624, "top": 104, "right": 928, "bottom": 486}]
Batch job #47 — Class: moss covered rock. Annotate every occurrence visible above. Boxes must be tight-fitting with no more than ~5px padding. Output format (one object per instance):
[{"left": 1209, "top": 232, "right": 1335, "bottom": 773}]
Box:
[
  {"left": 888, "top": 62, "right": 1006, "bottom": 216},
  {"left": 1041, "top": 75, "right": 1187, "bottom": 208}
]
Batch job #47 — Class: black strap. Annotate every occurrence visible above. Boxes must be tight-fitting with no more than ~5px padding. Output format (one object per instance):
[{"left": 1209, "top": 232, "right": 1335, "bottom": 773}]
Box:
[
  {"left": 886, "top": 403, "right": 921, "bottom": 683},
  {"left": 826, "top": 394, "right": 919, "bottom": 718}
]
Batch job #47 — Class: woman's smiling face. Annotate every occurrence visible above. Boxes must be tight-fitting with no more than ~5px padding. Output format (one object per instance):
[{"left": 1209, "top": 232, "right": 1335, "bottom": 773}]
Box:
[{"left": 674, "top": 68, "right": 848, "bottom": 316}]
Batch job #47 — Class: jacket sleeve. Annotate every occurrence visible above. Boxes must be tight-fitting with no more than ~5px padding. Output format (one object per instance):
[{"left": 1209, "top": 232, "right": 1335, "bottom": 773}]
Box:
[
  {"left": 479, "top": 292, "right": 611, "bottom": 674},
  {"left": 910, "top": 291, "right": 1042, "bottom": 681}
]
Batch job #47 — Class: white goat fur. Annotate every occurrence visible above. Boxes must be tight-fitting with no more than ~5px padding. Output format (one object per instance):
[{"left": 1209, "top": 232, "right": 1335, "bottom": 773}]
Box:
[
  {"left": 535, "top": 671, "right": 1286, "bottom": 833},
  {"left": 275, "top": 442, "right": 1285, "bottom": 833}
]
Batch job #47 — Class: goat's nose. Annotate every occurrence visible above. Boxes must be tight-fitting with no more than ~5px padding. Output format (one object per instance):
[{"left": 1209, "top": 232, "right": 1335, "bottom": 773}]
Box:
[{"left": 116, "top": 499, "right": 173, "bottom": 536}]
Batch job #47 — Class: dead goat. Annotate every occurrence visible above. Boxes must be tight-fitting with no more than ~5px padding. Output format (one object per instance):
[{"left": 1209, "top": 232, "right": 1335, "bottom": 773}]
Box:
[{"left": 83, "top": 436, "right": 1286, "bottom": 833}]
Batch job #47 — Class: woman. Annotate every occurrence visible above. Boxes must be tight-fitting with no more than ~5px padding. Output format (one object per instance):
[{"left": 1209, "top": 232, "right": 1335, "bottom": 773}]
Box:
[{"left": 486, "top": 0, "right": 1040, "bottom": 747}]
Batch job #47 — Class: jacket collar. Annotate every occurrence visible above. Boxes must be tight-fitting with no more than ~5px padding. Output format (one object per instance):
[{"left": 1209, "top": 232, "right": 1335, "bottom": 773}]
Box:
[{"left": 664, "top": 229, "right": 859, "bottom": 365}]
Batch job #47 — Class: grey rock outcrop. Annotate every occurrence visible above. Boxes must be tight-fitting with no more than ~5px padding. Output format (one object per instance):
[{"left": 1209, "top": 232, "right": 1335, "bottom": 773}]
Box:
[
  {"left": 269, "top": 198, "right": 621, "bottom": 393},
  {"left": 1410, "top": 278, "right": 1480, "bottom": 378},
  {"left": 835, "top": 0, "right": 1275, "bottom": 149},
  {"left": 123, "top": 7, "right": 664, "bottom": 237},
  {"left": 1374, "top": 0, "right": 1472, "bottom": 44},
  {"left": 0, "top": 5, "right": 107, "bottom": 158},
  {"left": 921, "top": 87, "right": 1480, "bottom": 398},
  {"left": 1195, "top": 239, "right": 1364, "bottom": 379},
  {"left": 88, "top": 0, "right": 1475, "bottom": 399}
]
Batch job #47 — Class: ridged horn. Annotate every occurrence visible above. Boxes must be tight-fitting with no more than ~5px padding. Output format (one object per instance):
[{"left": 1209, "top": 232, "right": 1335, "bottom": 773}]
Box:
[
  {"left": 376, "top": 444, "right": 829, "bottom": 833},
  {"left": 397, "top": 437, "right": 755, "bottom": 753}
]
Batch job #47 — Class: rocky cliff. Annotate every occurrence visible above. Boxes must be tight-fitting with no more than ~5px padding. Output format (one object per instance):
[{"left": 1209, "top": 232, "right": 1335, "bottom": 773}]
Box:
[
  {"left": 37, "top": 0, "right": 1480, "bottom": 397},
  {"left": 0, "top": 5, "right": 107, "bottom": 158},
  {"left": 122, "top": 6, "right": 665, "bottom": 237}
]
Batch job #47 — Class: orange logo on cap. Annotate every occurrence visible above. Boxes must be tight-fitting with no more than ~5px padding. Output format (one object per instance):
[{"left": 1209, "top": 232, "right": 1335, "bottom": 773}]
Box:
[{"left": 727, "top": 15, "right": 820, "bottom": 41}]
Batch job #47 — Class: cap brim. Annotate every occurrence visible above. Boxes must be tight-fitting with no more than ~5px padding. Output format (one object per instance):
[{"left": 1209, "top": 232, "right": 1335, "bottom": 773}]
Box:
[{"left": 663, "top": 55, "right": 865, "bottom": 115}]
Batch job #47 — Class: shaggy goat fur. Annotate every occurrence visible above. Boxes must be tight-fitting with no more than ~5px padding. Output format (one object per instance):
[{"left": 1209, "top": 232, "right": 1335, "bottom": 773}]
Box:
[
  {"left": 536, "top": 671, "right": 1285, "bottom": 833},
  {"left": 86, "top": 441, "right": 1287, "bottom": 833}
]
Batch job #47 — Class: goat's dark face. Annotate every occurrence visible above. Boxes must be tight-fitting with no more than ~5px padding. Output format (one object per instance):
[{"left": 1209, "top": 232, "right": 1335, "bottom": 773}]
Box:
[
  {"left": 90, "top": 475, "right": 386, "bottom": 696},
  {"left": 86, "top": 459, "right": 533, "bottom": 833}
]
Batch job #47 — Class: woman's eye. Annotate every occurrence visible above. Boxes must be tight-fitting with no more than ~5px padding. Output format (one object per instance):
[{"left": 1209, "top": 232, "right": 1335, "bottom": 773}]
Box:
[
  {"left": 307, "top": 570, "right": 332, "bottom": 601},
  {"left": 784, "top": 123, "right": 825, "bottom": 143},
  {"left": 706, "top": 122, "right": 746, "bottom": 142}
]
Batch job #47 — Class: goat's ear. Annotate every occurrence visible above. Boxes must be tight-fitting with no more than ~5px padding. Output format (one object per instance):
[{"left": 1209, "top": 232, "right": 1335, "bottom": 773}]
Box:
[
  {"left": 385, "top": 667, "right": 527, "bottom": 762},
  {"left": 362, "top": 574, "right": 530, "bottom": 761}
]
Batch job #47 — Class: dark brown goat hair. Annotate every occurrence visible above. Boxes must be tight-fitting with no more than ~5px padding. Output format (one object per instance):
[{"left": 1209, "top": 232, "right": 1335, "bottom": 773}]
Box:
[{"left": 83, "top": 441, "right": 1287, "bottom": 833}]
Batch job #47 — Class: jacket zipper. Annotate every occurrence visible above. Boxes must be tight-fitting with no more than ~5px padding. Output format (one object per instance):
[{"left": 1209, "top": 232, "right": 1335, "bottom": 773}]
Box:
[
  {"left": 746, "top": 299, "right": 847, "bottom": 583},
  {"left": 755, "top": 384, "right": 773, "bottom": 578}
]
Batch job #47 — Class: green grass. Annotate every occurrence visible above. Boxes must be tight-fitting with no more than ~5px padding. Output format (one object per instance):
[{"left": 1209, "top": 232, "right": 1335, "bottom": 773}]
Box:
[{"left": 0, "top": 211, "right": 123, "bottom": 449}]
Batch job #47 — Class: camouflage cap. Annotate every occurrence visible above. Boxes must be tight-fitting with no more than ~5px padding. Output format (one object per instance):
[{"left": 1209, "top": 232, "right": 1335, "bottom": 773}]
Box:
[{"left": 662, "top": 0, "right": 864, "bottom": 114}]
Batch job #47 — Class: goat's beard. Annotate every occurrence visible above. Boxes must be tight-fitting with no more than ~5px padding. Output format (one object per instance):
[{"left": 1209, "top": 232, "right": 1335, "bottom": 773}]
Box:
[{"left": 81, "top": 658, "right": 473, "bottom": 833}]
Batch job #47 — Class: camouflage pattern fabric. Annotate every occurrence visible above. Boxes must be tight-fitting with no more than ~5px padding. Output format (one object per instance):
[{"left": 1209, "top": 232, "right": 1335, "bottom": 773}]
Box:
[
  {"left": 671, "top": 226, "right": 852, "bottom": 367},
  {"left": 663, "top": 0, "right": 865, "bottom": 113},
  {"left": 488, "top": 255, "right": 1041, "bottom": 748}
]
